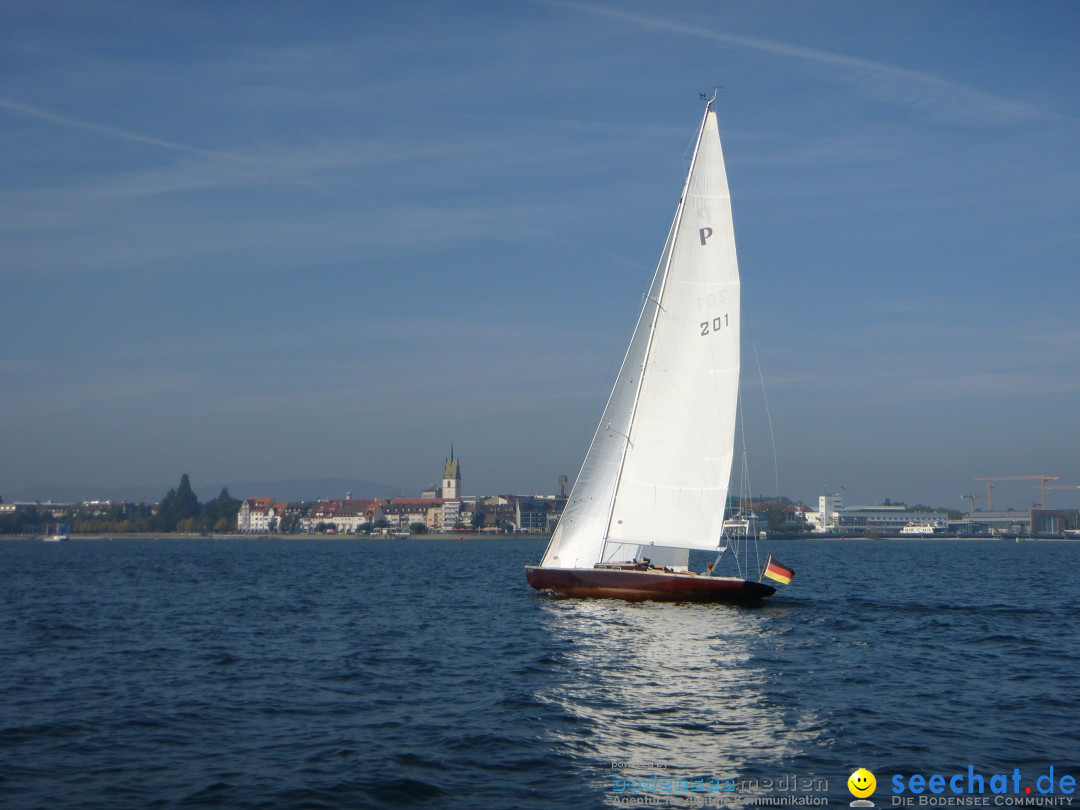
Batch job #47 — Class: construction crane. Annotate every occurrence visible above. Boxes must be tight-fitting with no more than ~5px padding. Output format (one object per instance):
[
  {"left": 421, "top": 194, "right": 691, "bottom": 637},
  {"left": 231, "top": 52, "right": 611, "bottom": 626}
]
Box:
[
  {"left": 960, "top": 494, "right": 983, "bottom": 514},
  {"left": 975, "top": 475, "right": 1061, "bottom": 510},
  {"left": 1047, "top": 485, "right": 1080, "bottom": 503}
]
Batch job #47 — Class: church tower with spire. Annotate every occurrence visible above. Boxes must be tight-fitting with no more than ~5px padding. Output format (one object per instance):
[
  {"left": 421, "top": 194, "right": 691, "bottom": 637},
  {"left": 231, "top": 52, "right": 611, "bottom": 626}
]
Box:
[{"left": 441, "top": 444, "right": 461, "bottom": 500}]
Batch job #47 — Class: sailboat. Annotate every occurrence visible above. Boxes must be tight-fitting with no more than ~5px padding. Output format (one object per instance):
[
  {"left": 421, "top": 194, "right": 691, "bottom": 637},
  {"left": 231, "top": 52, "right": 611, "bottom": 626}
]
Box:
[
  {"left": 42, "top": 522, "right": 70, "bottom": 542},
  {"left": 526, "top": 98, "right": 779, "bottom": 602}
]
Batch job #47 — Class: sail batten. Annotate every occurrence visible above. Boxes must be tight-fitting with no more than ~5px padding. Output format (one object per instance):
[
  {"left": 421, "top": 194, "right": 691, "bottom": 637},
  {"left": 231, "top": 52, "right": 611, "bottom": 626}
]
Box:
[{"left": 539, "top": 102, "right": 739, "bottom": 570}]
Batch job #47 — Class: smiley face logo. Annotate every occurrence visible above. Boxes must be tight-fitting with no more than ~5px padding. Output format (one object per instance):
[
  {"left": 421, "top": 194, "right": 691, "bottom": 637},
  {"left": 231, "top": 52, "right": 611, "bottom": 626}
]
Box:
[{"left": 848, "top": 768, "right": 876, "bottom": 798}]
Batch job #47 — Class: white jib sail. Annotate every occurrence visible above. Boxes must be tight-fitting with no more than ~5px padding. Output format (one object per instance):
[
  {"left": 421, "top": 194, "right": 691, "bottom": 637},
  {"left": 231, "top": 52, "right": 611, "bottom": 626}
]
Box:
[{"left": 540, "top": 103, "right": 739, "bottom": 569}]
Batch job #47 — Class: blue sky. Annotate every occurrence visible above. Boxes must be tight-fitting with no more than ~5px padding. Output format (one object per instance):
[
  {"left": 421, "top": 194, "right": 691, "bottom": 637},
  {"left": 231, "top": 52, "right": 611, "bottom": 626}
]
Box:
[{"left": 2, "top": 1, "right": 1078, "bottom": 510}]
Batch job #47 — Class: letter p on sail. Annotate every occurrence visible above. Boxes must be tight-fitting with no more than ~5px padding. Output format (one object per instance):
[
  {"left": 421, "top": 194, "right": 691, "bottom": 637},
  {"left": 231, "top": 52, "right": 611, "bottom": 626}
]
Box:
[{"left": 699, "top": 226, "right": 713, "bottom": 245}]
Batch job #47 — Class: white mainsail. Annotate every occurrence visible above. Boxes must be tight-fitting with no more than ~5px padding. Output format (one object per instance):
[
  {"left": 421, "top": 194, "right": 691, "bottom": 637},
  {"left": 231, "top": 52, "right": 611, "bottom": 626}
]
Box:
[{"left": 540, "top": 101, "right": 740, "bottom": 570}]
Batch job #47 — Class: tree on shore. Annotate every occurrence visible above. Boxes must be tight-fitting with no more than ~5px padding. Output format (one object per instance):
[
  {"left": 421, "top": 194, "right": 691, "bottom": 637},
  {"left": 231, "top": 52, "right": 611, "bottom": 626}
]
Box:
[
  {"left": 156, "top": 474, "right": 201, "bottom": 532},
  {"left": 201, "top": 487, "right": 241, "bottom": 532},
  {"left": 0, "top": 504, "right": 41, "bottom": 535}
]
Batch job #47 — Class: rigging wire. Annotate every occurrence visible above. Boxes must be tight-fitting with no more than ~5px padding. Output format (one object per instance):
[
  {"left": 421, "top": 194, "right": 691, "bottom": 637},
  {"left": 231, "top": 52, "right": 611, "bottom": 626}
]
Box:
[
  {"left": 735, "top": 389, "right": 756, "bottom": 580},
  {"left": 736, "top": 314, "right": 780, "bottom": 579},
  {"left": 745, "top": 314, "right": 780, "bottom": 498}
]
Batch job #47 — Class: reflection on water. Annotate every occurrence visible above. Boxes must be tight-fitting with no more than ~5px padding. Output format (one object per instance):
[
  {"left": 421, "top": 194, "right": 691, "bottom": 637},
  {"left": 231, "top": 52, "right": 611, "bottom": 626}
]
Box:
[{"left": 535, "top": 597, "right": 824, "bottom": 803}]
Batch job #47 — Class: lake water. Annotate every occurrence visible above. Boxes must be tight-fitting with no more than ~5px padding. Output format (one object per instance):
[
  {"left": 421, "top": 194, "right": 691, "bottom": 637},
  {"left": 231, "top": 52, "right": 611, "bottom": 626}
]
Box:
[{"left": 2, "top": 538, "right": 1077, "bottom": 809}]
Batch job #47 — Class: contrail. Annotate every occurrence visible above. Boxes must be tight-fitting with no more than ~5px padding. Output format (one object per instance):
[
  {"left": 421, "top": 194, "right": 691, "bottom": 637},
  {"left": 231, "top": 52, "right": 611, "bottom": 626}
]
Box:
[
  {"left": 534, "top": 0, "right": 1052, "bottom": 124},
  {"left": 0, "top": 97, "right": 236, "bottom": 158}
]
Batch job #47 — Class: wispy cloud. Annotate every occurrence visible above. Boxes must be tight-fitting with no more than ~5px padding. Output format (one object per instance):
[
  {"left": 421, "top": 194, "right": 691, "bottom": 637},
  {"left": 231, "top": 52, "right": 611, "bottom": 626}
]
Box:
[
  {"left": 0, "top": 97, "right": 235, "bottom": 158},
  {"left": 538, "top": 0, "right": 1059, "bottom": 125},
  {"left": 0, "top": 95, "right": 510, "bottom": 197}
]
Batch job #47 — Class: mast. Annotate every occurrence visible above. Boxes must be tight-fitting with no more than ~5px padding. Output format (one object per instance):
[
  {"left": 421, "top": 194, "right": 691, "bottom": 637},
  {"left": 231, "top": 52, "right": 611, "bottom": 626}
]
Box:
[{"left": 599, "top": 98, "right": 716, "bottom": 550}]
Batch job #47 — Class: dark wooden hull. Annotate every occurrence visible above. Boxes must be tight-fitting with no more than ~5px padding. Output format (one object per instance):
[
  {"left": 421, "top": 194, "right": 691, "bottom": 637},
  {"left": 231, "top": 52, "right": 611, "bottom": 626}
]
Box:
[{"left": 524, "top": 565, "right": 776, "bottom": 603}]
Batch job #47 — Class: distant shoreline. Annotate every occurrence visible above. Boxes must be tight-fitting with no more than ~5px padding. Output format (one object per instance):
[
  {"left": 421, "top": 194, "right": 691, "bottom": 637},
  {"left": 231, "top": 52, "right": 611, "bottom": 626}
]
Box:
[
  {"left": 776, "top": 535, "right": 1080, "bottom": 542},
  {"left": 2, "top": 532, "right": 551, "bottom": 542},
  {"left": 5, "top": 533, "right": 1077, "bottom": 543}
]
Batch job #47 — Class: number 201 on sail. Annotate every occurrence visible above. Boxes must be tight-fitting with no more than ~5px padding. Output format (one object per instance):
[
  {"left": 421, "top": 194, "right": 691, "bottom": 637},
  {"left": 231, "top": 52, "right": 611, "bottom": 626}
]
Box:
[{"left": 700, "top": 314, "right": 729, "bottom": 336}]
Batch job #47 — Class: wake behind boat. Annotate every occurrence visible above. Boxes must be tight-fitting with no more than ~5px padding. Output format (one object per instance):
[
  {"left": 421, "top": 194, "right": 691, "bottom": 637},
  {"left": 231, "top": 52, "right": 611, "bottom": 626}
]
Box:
[{"left": 525, "top": 97, "right": 794, "bottom": 603}]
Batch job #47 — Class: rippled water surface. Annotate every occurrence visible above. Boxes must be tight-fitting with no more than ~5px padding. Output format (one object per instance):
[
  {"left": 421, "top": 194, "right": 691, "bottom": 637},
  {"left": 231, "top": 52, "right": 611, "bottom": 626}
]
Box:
[{"left": 2, "top": 538, "right": 1077, "bottom": 808}]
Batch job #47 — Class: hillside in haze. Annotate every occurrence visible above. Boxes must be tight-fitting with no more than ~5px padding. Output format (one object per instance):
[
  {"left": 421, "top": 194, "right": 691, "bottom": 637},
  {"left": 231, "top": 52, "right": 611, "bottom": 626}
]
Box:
[{"left": 4, "top": 478, "right": 410, "bottom": 505}]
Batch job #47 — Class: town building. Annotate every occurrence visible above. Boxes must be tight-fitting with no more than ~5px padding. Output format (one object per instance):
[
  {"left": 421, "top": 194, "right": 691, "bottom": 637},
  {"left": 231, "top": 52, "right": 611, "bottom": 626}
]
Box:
[
  {"left": 838, "top": 505, "right": 951, "bottom": 533},
  {"left": 383, "top": 498, "right": 445, "bottom": 532},
  {"left": 442, "top": 447, "right": 461, "bottom": 500},
  {"left": 806, "top": 495, "right": 950, "bottom": 534},
  {"left": 237, "top": 497, "right": 275, "bottom": 533},
  {"left": 303, "top": 499, "right": 383, "bottom": 534},
  {"left": 806, "top": 494, "right": 844, "bottom": 532}
]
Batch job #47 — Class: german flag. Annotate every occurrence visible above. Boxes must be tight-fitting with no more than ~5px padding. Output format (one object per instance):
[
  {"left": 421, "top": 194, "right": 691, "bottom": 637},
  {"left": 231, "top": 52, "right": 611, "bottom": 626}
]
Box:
[{"left": 762, "top": 555, "right": 795, "bottom": 585}]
